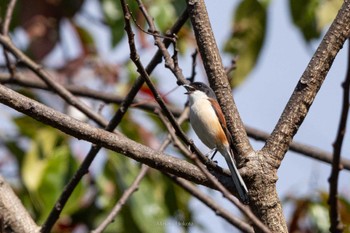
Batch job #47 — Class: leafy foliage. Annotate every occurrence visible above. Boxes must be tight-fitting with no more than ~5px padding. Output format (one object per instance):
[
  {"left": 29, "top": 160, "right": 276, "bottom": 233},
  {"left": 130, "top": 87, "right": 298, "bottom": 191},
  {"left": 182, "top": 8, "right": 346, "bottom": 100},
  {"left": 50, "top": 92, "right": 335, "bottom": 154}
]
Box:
[{"left": 289, "top": 0, "right": 343, "bottom": 42}]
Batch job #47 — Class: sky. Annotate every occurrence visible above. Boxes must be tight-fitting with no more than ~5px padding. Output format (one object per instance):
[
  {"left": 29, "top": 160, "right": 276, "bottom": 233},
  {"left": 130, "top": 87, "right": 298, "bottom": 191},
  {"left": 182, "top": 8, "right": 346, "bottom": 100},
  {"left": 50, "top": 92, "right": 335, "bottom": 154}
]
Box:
[{"left": 1, "top": 0, "right": 350, "bottom": 232}]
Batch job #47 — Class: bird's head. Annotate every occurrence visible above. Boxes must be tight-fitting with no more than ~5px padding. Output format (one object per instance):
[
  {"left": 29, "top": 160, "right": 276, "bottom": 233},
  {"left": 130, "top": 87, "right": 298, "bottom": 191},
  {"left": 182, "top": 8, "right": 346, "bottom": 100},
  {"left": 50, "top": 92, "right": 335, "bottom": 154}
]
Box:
[{"left": 183, "top": 82, "right": 216, "bottom": 99}]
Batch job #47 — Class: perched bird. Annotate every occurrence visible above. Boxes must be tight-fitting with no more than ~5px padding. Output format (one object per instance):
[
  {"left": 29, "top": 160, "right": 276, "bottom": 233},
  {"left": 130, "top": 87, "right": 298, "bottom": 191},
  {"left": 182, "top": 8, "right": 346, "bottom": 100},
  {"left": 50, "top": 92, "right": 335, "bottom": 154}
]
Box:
[{"left": 184, "top": 82, "right": 249, "bottom": 204}]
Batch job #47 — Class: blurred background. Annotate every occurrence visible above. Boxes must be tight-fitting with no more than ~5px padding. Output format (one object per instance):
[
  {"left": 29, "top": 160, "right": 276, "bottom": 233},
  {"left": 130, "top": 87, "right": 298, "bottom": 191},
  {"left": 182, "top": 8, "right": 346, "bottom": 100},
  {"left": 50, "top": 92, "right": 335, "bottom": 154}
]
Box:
[{"left": 0, "top": 0, "right": 349, "bottom": 232}]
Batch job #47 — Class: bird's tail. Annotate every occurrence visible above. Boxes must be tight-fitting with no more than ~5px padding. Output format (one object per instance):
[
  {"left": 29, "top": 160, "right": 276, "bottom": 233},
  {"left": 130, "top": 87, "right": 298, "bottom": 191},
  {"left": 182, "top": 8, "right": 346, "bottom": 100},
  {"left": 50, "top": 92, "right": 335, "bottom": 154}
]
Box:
[{"left": 222, "top": 149, "right": 249, "bottom": 204}]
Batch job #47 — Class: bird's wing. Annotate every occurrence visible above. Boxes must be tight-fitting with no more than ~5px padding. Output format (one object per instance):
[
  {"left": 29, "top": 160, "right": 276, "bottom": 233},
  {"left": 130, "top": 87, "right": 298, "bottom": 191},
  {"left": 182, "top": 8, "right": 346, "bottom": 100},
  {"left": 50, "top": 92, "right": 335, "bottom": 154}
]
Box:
[{"left": 208, "top": 98, "right": 234, "bottom": 146}]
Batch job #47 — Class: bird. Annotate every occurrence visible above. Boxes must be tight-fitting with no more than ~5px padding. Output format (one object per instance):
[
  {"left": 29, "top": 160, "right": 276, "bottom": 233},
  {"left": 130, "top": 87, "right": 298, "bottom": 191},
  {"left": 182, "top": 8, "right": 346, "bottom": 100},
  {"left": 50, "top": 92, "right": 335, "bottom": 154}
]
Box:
[{"left": 184, "top": 82, "right": 249, "bottom": 204}]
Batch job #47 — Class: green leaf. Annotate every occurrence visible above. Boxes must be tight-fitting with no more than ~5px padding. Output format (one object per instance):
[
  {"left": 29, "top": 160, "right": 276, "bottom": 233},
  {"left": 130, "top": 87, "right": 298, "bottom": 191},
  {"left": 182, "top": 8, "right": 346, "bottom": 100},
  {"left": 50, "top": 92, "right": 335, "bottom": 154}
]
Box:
[
  {"left": 20, "top": 127, "right": 86, "bottom": 222},
  {"left": 73, "top": 23, "right": 97, "bottom": 54},
  {"left": 224, "top": 0, "right": 267, "bottom": 87},
  {"left": 101, "top": 0, "right": 125, "bottom": 47},
  {"left": 289, "top": 0, "right": 320, "bottom": 42},
  {"left": 14, "top": 116, "right": 47, "bottom": 138},
  {"left": 317, "top": 0, "right": 342, "bottom": 30},
  {"left": 101, "top": 0, "right": 138, "bottom": 47},
  {"left": 149, "top": 0, "right": 176, "bottom": 32},
  {"left": 22, "top": 129, "right": 59, "bottom": 192}
]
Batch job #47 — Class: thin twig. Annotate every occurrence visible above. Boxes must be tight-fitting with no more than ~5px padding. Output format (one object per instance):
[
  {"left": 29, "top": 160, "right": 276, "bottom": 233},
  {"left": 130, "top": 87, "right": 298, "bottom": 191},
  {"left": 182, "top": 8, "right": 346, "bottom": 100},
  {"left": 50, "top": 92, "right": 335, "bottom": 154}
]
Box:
[
  {"left": 245, "top": 125, "right": 350, "bottom": 171},
  {"left": 0, "top": 35, "right": 109, "bottom": 128},
  {"left": 91, "top": 165, "right": 149, "bottom": 233},
  {"left": 128, "top": 8, "right": 176, "bottom": 41},
  {"left": 2, "top": 0, "right": 17, "bottom": 35},
  {"left": 328, "top": 41, "right": 350, "bottom": 233},
  {"left": 135, "top": 0, "right": 188, "bottom": 85},
  {"left": 1, "top": 0, "right": 18, "bottom": 76},
  {"left": 189, "top": 49, "right": 198, "bottom": 83},
  {"left": 92, "top": 107, "right": 189, "bottom": 232}
]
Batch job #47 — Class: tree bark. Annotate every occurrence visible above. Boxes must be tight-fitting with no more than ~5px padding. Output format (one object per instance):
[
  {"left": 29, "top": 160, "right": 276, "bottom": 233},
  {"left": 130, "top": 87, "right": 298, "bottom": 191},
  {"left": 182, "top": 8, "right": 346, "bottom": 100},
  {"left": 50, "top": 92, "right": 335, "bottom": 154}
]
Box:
[{"left": 0, "top": 176, "right": 40, "bottom": 233}]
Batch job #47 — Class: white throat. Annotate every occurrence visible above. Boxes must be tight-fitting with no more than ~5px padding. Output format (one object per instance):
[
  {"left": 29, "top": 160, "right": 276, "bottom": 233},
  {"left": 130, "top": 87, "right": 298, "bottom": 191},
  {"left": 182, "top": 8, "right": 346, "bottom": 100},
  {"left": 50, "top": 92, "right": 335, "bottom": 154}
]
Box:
[{"left": 188, "top": 90, "right": 208, "bottom": 106}]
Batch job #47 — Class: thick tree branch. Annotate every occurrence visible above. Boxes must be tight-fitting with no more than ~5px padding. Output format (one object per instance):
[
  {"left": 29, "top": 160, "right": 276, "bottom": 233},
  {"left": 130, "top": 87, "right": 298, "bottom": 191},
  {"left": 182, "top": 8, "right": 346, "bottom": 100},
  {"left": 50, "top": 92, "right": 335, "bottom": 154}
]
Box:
[
  {"left": 2, "top": 73, "right": 350, "bottom": 171},
  {"left": 244, "top": 1, "right": 350, "bottom": 232},
  {"left": 262, "top": 0, "right": 350, "bottom": 167},
  {"left": 186, "top": 0, "right": 253, "bottom": 159},
  {"left": 0, "top": 175, "right": 40, "bottom": 233},
  {"left": 246, "top": 126, "right": 350, "bottom": 171},
  {"left": 0, "top": 83, "right": 238, "bottom": 191}
]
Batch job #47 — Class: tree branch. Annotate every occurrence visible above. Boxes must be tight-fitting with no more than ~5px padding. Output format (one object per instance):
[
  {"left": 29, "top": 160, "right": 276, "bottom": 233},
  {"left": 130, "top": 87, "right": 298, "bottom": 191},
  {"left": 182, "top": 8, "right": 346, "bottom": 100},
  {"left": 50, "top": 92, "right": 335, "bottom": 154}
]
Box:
[
  {"left": 0, "top": 35, "right": 111, "bottom": 128},
  {"left": 2, "top": 73, "right": 350, "bottom": 171},
  {"left": 0, "top": 83, "right": 238, "bottom": 189},
  {"left": 262, "top": 0, "right": 350, "bottom": 167},
  {"left": 1, "top": 0, "right": 17, "bottom": 76},
  {"left": 0, "top": 175, "right": 40, "bottom": 233},
  {"left": 135, "top": 0, "right": 188, "bottom": 85},
  {"left": 246, "top": 126, "right": 350, "bottom": 171},
  {"left": 91, "top": 165, "right": 149, "bottom": 233}
]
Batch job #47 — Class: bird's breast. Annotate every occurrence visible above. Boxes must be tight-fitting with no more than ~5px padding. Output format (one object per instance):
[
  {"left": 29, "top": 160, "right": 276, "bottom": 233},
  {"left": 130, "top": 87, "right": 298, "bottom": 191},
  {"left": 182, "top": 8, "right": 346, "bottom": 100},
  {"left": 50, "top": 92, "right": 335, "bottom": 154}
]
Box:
[{"left": 189, "top": 99, "right": 227, "bottom": 149}]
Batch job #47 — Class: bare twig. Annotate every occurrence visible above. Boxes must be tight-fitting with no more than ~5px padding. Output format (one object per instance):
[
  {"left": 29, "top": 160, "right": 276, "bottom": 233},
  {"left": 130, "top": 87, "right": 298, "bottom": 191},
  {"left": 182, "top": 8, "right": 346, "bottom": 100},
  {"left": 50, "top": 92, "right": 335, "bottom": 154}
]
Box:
[
  {"left": 2, "top": 0, "right": 17, "bottom": 35},
  {"left": 1, "top": 0, "right": 17, "bottom": 76},
  {"left": 0, "top": 35, "right": 109, "bottom": 128},
  {"left": 328, "top": 41, "right": 350, "bottom": 233},
  {"left": 128, "top": 9, "right": 175, "bottom": 41},
  {"left": 189, "top": 49, "right": 198, "bottom": 83},
  {"left": 91, "top": 165, "right": 149, "bottom": 233},
  {"left": 245, "top": 126, "right": 350, "bottom": 171},
  {"left": 135, "top": 0, "right": 188, "bottom": 85},
  {"left": 92, "top": 106, "right": 190, "bottom": 233}
]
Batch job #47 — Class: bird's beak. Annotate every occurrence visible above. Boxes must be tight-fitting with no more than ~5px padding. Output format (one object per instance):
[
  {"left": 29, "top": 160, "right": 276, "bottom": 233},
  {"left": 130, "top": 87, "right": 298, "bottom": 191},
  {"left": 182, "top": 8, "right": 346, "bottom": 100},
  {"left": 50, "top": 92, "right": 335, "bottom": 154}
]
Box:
[{"left": 183, "top": 84, "right": 194, "bottom": 95}]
